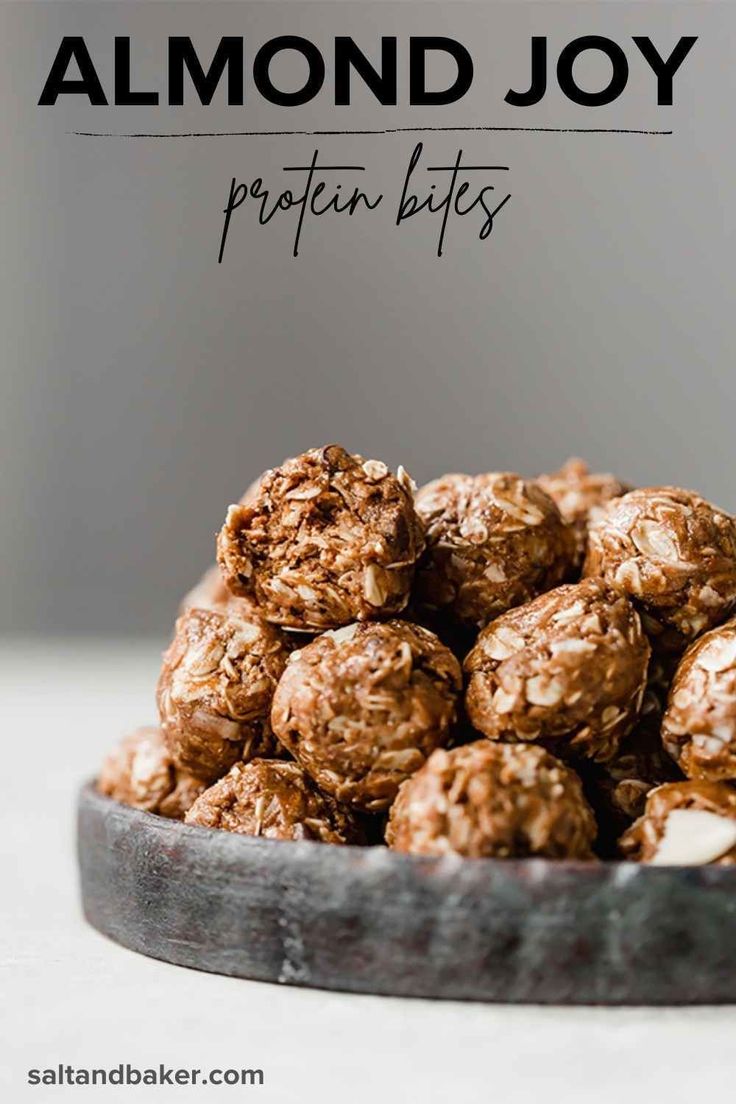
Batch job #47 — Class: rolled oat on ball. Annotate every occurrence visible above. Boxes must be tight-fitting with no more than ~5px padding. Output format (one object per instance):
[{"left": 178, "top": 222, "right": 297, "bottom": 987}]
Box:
[
  {"left": 584, "top": 487, "right": 736, "bottom": 653},
  {"left": 619, "top": 780, "right": 736, "bottom": 865},
  {"left": 386, "top": 741, "right": 597, "bottom": 859},
  {"left": 270, "top": 620, "right": 462, "bottom": 812},
  {"left": 536, "top": 457, "right": 631, "bottom": 569},
  {"left": 217, "top": 445, "right": 423, "bottom": 631},
  {"left": 464, "top": 578, "right": 650, "bottom": 763},
  {"left": 662, "top": 618, "right": 736, "bottom": 782},
  {"left": 414, "top": 472, "right": 576, "bottom": 628},
  {"left": 97, "top": 726, "right": 205, "bottom": 819},
  {"left": 157, "top": 606, "right": 290, "bottom": 783},
  {"left": 185, "top": 759, "right": 363, "bottom": 844}
]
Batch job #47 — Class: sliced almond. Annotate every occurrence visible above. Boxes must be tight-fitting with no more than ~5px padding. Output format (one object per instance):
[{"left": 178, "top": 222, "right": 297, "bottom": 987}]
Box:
[
  {"left": 362, "top": 459, "right": 388, "bottom": 481},
  {"left": 651, "top": 809, "right": 736, "bottom": 866},
  {"left": 615, "top": 560, "right": 643, "bottom": 593},
  {"left": 396, "top": 465, "right": 417, "bottom": 494},
  {"left": 364, "top": 564, "right": 388, "bottom": 606},
  {"left": 492, "top": 495, "right": 544, "bottom": 526},
  {"left": 631, "top": 520, "right": 681, "bottom": 564},
  {"left": 324, "top": 623, "right": 360, "bottom": 645}
]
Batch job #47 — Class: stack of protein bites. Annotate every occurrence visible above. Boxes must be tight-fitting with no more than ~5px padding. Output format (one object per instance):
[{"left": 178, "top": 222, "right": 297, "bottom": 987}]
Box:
[{"left": 98, "top": 447, "right": 736, "bottom": 866}]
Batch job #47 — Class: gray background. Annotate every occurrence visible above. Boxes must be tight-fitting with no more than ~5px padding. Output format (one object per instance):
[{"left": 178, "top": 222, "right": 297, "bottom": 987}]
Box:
[{"left": 1, "top": 0, "right": 732, "bottom": 635}]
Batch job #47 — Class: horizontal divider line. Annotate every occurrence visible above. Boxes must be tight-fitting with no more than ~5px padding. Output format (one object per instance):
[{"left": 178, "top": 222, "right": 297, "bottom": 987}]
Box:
[{"left": 68, "top": 125, "right": 673, "bottom": 138}]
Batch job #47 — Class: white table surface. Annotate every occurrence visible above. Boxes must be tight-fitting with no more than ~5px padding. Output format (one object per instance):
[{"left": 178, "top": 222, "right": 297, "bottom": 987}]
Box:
[{"left": 2, "top": 639, "right": 735, "bottom": 1103}]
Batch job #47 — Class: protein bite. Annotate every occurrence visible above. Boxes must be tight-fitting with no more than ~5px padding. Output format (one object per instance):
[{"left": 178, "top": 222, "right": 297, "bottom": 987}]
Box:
[
  {"left": 584, "top": 487, "right": 736, "bottom": 652},
  {"left": 619, "top": 781, "right": 736, "bottom": 865},
  {"left": 185, "top": 759, "right": 363, "bottom": 844},
  {"left": 464, "top": 578, "right": 650, "bottom": 763},
  {"left": 386, "top": 741, "right": 596, "bottom": 859},
  {"left": 217, "top": 445, "right": 423, "bottom": 630},
  {"left": 98, "top": 726, "right": 205, "bottom": 819},
  {"left": 157, "top": 606, "right": 290, "bottom": 783},
  {"left": 415, "top": 472, "right": 575, "bottom": 628},
  {"left": 537, "top": 457, "right": 630, "bottom": 567},
  {"left": 271, "top": 620, "right": 462, "bottom": 812},
  {"left": 662, "top": 619, "right": 736, "bottom": 782}
]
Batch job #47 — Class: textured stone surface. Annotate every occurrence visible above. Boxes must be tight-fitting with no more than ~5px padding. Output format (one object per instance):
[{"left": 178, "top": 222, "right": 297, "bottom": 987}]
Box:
[{"left": 78, "top": 782, "right": 736, "bottom": 1005}]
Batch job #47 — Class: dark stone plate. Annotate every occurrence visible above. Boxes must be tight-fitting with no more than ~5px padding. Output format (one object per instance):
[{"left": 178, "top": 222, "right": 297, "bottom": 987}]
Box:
[{"left": 77, "top": 782, "right": 736, "bottom": 1004}]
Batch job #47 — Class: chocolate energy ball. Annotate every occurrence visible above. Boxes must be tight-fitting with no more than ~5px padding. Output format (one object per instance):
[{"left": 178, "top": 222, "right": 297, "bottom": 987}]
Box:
[
  {"left": 537, "top": 457, "right": 631, "bottom": 568},
  {"left": 98, "top": 726, "right": 205, "bottom": 819},
  {"left": 662, "top": 618, "right": 736, "bottom": 782},
  {"left": 584, "top": 487, "right": 736, "bottom": 652},
  {"left": 157, "top": 606, "right": 290, "bottom": 783},
  {"left": 270, "top": 620, "right": 462, "bottom": 812},
  {"left": 619, "top": 780, "right": 736, "bottom": 865},
  {"left": 217, "top": 445, "right": 423, "bottom": 630},
  {"left": 464, "top": 578, "right": 650, "bottom": 763},
  {"left": 386, "top": 741, "right": 597, "bottom": 859},
  {"left": 414, "top": 472, "right": 576, "bottom": 628},
  {"left": 185, "top": 759, "right": 363, "bottom": 844}
]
